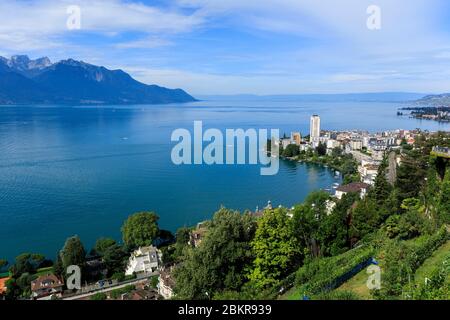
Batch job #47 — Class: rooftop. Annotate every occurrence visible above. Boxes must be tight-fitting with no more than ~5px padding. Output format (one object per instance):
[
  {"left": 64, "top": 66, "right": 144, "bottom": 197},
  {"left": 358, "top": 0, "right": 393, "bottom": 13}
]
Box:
[
  {"left": 336, "top": 182, "right": 370, "bottom": 193},
  {"left": 0, "top": 276, "right": 11, "bottom": 294},
  {"left": 31, "top": 274, "right": 63, "bottom": 292}
]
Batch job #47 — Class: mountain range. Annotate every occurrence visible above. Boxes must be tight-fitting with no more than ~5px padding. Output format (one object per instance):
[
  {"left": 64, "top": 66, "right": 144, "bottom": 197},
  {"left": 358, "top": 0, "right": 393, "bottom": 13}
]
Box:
[
  {"left": 198, "top": 92, "right": 427, "bottom": 102},
  {"left": 415, "top": 93, "right": 450, "bottom": 106},
  {"left": 0, "top": 55, "right": 196, "bottom": 105}
]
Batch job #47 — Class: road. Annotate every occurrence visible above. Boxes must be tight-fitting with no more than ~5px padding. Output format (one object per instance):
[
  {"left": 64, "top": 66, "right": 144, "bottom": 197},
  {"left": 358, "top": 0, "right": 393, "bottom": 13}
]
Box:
[
  {"left": 62, "top": 274, "right": 156, "bottom": 300},
  {"left": 349, "top": 150, "right": 372, "bottom": 163}
]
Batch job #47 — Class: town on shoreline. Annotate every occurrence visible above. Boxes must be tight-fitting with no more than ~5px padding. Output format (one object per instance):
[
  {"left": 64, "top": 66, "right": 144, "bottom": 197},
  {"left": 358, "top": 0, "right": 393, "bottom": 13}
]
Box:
[{"left": 1, "top": 115, "right": 449, "bottom": 301}]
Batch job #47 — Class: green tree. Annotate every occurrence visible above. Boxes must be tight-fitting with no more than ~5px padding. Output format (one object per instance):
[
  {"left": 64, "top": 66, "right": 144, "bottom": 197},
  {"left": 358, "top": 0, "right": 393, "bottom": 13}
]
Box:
[
  {"left": 371, "top": 158, "right": 392, "bottom": 206},
  {"left": 292, "top": 204, "right": 317, "bottom": 257},
  {"left": 395, "top": 149, "right": 427, "bottom": 208},
  {"left": 292, "top": 191, "right": 331, "bottom": 258},
  {"left": 174, "top": 208, "right": 255, "bottom": 299},
  {"left": 248, "top": 208, "right": 300, "bottom": 289},
  {"left": 283, "top": 144, "right": 300, "bottom": 157},
  {"left": 102, "top": 244, "right": 127, "bottom": 276},
  {"left": 90, "top": 292, "right": 107, "bottom": 300},
  {"left": 16, "top": 273, "right": 35, "bottom": 298},
  {"left": 173, "top": 227, "right": 191, "bottom": 259},
  {"left": 316, "top": 142, "right": 327, "bottom": 156},
  {"left": 53, "top": 252, "right": 64, "bottom": 277},
  {"left": 319, "top": 192, "right": 358, "bottom": 251},
  {"left": 437, "top": 169, "right": 450, "bottom": 224},
  {"left": 0, "top": 259, "right": 8, "bottom": 271},
  {"left": 93, "top": 238, "right": 117, "bottom": 256},
  {"left": 9, "top": 253, "right": 44, "bottom": 277},
  {"left": 60, "top": 236, "right": 86, "bottom": 271},
  {"left": 331, "top": 147, "right": 343, "bottom": 158},
  {"left": 350, "top": 197, "right": 380, "bottom": 242},
  {"left": 121, "top": 212, "right": 159, "bottom": 249}
]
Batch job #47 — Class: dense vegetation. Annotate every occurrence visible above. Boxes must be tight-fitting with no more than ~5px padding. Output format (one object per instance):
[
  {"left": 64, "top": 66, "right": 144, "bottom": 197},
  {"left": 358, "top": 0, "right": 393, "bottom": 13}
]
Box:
[
  {"left": 1, "top": 211, "right": 166, "bottom": 300},
  {"left": 170, "top": 131, "right": 449, "bottom": 300},
  {"left": 1, "top": 131, "right": 449, "bottom": 300},
  {"left": 280, "top": 143, "right": 360, "bottom": 184}
]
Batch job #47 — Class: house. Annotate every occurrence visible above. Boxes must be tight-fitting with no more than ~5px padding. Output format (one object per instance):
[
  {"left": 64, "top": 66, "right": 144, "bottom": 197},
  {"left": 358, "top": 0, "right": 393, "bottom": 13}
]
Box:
[
  {"left": 121, "top": 288, "right": 158, "bottom": 300},
  {"left": 358, "top": 162, "right": 379, "bottom": 186},
  {"left": 325, "top": 199, "right": 336, "bottom": 215},
  {"left": 335, "top": 182, "right": 370, "bottom": 200},
  {"left": 280, "top": 138, "right": 293, "bottom": 149},
  {"left": 30, "top": 274, "right": 64, "bottom": 299},
  {"left": 0, "top": 275, "right": 11, "bottom": 299},
  {"left": 189, "top": 222, "right": 208, "bottom": 247},
  {"left": 291, "top": 132, "right": 302, "bottom": 145},
  {"left": 85, "top": 255, "right": 108, "bottom": 279},
  {"left": 158, "top": 267, "right": 176, "bottom": 299},
  {"left": 349, "top": 140, "right": 363, "bottom": 150},
  {"left": 125, "top": 246, "right": 161, "bottom": 276}
]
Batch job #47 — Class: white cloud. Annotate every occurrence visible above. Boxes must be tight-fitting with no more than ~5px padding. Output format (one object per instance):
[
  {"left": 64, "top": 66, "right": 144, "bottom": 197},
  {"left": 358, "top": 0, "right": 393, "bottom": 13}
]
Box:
[
  {"left": 0, "top": 0, "right": 203, "bottom": 52},
  {"left": 115, "top": 37, "right": 173, "bottom": 49},
  {"left": 1, "top": 0, "right": 450, "bottom": 94}
]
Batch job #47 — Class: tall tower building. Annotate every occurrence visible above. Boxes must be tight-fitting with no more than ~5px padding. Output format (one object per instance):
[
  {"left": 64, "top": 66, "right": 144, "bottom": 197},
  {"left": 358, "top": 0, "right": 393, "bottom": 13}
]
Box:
[{"left": 310, "top": 115, "right": 321, "bottom": 142}]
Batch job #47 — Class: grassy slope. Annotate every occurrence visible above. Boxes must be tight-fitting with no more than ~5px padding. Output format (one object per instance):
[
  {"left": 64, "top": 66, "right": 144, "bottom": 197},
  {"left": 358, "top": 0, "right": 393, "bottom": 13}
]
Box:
[
  {"left": 280, "top": 235, "right": 449, "bottom": 300},
  {"left": 335, "top": 239, "right": 450, "bottom": 299},
  {"left": 334, "top": 268, "right": 372, "bottom": 299},
  {"left": 413, "top": 240, "right": 450, "bottom": 285}
]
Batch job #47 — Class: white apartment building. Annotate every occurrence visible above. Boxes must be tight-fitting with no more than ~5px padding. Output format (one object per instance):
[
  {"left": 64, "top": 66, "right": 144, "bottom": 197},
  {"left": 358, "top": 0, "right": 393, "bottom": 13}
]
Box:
[
  {"left": 310, "top": 115, "right": 321, "bottom": 144},
  {"left": 125, "top": 246, "right": 161, "bottom": 276}
]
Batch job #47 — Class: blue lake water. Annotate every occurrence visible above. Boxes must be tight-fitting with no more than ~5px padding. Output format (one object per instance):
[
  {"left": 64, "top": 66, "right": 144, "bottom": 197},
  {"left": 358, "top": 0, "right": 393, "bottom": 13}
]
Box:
[{"left": 0, "top": 100, "right": 448, "bottom": 262}]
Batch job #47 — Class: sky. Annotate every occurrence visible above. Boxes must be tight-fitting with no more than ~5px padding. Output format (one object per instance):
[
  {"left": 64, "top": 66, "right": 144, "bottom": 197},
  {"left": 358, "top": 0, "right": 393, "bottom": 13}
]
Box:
[{"left": 2, "top": 0, "right": 450, "bottom": 95}]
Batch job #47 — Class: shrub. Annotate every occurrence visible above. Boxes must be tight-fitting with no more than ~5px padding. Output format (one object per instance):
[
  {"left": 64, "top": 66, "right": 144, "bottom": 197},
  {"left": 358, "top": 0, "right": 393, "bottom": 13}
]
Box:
[
  {"left": 314, "top": 290, "right": 360, "bottom": 300},
  {"left": 109, "top": 285, "right": 135, "bottom": 300},
  {"left": 90, "top": 292, "right": 107, "bottom": 300},
  {"left": 375, "top": 227, "right": 448, "bottom": 298}
]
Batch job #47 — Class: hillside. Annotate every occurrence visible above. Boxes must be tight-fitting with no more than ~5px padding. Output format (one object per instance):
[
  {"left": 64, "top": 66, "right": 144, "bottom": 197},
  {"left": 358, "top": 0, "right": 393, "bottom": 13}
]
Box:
[
  {"left": 415, "top": 93, "right": 450, "bottom": 106},
  {"left": 0, "top": 55, "right": 196, "bottom": 105}
]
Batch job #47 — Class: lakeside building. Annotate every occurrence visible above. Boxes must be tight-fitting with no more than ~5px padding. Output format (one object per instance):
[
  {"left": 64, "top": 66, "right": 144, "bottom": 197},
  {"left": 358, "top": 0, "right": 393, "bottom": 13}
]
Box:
[
  {"left": 291, "top": 132, "right": 302, "bottom": 145},
  {"left": 158, "top": 266, "right": 176, "bottom": 299},
  {"left": 30, "top": 274, "right": 64, "bottom": 299},
  {"left": 189, "top": 222, "right": 208, "bottom": 248},
  {"left": 358, "top": 159, "right": 380, "bottom": 186},
  {"left": 274, "top": 116, "right": 428, "bottom": 196},
  {"left": 310, "top": 115, "right": 321, "bottom": 147},
  {"left": 125, "top": 246, "right": 162, "bottom": 276},
  {"left": 281, "top": 138, "right": 293, "bottom": 149},
  {"left": 0, "top": 275, "right": 10, "bottom": 299},
  {"left": 335, "top": 182, "right": 370, "bottom": 200}
]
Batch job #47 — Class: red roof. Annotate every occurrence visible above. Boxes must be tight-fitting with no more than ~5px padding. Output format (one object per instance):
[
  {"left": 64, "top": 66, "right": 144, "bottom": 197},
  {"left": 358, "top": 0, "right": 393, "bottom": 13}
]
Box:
[
  {"left": 31, "top": 274, "right": 63, "bottom": 292},
  {"left": 336, "top": 182, "right": 369, "bottom": 193},
  {"left": 0, "top": 277, "right": 11, "bottom": 294}
]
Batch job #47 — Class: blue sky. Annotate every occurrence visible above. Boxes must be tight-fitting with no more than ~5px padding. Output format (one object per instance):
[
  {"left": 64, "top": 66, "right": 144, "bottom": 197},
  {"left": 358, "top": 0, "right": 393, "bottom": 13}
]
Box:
[{"left": 2, "top": 0, "right": 450, "bottom": 95}]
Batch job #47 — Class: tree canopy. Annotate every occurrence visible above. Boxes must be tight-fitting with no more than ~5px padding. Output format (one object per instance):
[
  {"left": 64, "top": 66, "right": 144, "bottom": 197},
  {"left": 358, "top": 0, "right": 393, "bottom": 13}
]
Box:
[
  {"left": 174, "top": 208, "right": 255, "bottom": 299},
  {"left": 60, "top": 236, "right": 86, "bottom": 271},
  {"left": 248, "top": 208, "right": 301, "bottom": 289},
  {"left": 121, "top": 211, "right": 160, "bottom": 249}
]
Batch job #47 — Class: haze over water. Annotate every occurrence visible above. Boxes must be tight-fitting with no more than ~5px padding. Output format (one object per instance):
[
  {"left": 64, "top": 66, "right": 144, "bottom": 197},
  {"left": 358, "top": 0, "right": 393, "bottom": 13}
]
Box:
[{"left": 0, "top": 99, "right": 448, "bottom": 261}]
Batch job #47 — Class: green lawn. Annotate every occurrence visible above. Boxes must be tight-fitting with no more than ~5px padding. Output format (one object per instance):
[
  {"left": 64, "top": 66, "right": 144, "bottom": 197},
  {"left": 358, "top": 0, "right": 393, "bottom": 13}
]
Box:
[
  {"left": 414, "top": 240, "right": 450, "bottom": 285},
  {"left": 334, "top": 267, "right": 377, "bottom": 300},
  {"left": 35, "top": 266, "right": 54, "bottom": 276},
  {"left": 279, "top": 287, "right": 303, "bottom": 300}
]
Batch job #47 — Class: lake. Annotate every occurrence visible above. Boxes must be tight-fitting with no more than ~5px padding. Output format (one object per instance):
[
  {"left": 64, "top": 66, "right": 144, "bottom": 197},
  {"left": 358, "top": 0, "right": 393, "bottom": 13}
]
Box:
[{"left": 0, "top": 99, "right": 448, "bottom": 262}]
